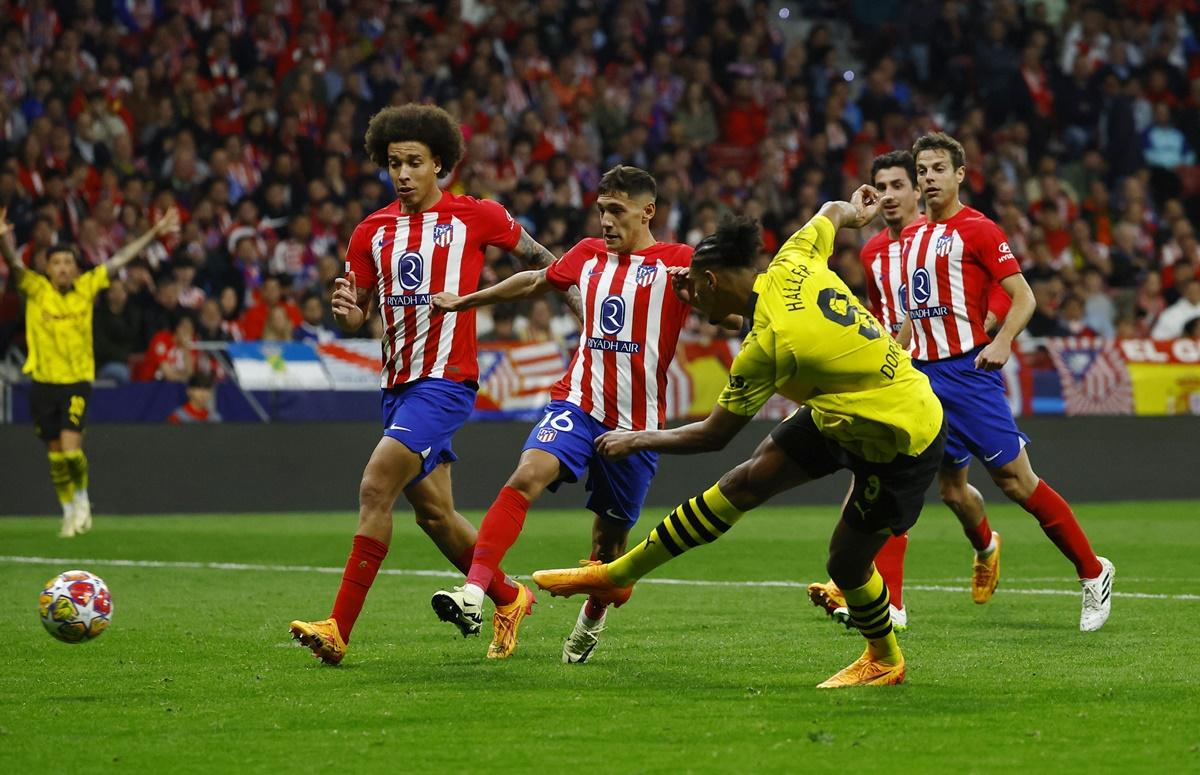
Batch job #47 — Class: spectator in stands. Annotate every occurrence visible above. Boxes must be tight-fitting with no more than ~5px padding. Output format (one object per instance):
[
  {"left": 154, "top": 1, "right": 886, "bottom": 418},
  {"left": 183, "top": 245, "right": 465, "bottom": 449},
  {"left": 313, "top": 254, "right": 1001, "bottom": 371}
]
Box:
[
  {"left": 1, "top": 0, "right": 1199, "bottom": 388},
  {"left": 137, "top": 313, "right": 197, "bottom": 383},
  {"left": 239, "top": 275, "right": 301, "bottom": 341},
  {"left": 261, "top": 306, "right": 296, "bottom": 343},
  {"left": 293, "top": 293, "right": 337, "bottom": 345},
  {"left": 1059, "top": 295, "right": 1098, "bottom": 337},
  {"left": 1080, "top": 267, "right": 1117, "bottom": 338},
  {"left": 93, "top": 281, "right": 141, "bottom": 383},
  {"left": 196, "top": 298, "right": 231, "bottom": 343},
  {"left": 519, "top": 298, "right": 556, "bottom": 344},
  {"left": 1135, "top": 271, "right": 1168, "bottom": 336},
  {"left": 1152, "top": 279, "right": 1200, "bottom": 340},
  {"left": 1027, "top": 278, "right": 1070, "bottom": 337},
  {"left": 480, "top": 303, "right": 519, "bottom": 343},
  {"left": 168, "top": 373, "right": 222, "bottom": 424}
]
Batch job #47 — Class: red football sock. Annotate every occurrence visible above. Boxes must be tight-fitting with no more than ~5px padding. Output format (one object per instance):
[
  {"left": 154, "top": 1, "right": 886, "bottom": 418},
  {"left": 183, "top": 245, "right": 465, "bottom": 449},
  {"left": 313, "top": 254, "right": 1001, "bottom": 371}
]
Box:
[
  {"left": 584, "top": 596, "right": 608, "bottom": 620},
  {"left": 875, "top": 533, "right": 908, "bottom": 610},
  {"left": 454, "top": 546, "right": 519, "bottom": 607},
  {"left": 466, "top": 486, "right": 529, "bottom": 592},
  {"left": 329, "top": 534, "right": 389, "bottom": 642},
  {"left": 963, "top": 516, "right": 994, "bottom": 553},
  {"left": 1022, "top": 480, "right": 1102, "bottom": 578}
]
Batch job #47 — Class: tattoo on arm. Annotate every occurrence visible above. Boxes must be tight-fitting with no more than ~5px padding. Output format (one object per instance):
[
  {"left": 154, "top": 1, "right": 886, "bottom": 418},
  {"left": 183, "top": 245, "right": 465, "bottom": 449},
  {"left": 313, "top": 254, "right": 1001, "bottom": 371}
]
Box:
[
  {"left": 512, "top": 229, "right": 584, "bottom": 321},
  {"left": 513, "top": 230, "right": 557, "bottom": 270}
]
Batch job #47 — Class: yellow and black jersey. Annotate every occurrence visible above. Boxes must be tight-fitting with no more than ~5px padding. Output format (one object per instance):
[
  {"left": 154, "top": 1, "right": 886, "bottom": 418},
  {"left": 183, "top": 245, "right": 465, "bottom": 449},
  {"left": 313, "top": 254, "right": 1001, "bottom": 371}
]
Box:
[
  {"left": 19, "top": 265, "right": 110, "bottom": 384},
  {"left": 718, "top": 215, "right": 943, "bottom": 463}
]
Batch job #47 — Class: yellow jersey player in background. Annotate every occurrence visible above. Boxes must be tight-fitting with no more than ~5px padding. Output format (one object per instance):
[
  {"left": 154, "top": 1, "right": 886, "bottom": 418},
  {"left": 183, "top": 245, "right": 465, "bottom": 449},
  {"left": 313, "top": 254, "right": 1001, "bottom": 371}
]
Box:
[
  {"left": 532, "top": 186, "right": 947, "bottom": 687},
  {"left": 0, "top": 206, "right": 179, "bottom": 536}
]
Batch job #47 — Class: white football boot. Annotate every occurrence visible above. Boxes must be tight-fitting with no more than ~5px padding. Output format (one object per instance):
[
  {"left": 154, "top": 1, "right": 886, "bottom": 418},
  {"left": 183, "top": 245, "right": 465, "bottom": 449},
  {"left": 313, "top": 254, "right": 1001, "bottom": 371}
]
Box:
[
  {"left": 562, "top": 603, "right": 606, "bottom": 663},
  {"left": 1079, "top": 557, "right": 1114, "bottom": 632}
]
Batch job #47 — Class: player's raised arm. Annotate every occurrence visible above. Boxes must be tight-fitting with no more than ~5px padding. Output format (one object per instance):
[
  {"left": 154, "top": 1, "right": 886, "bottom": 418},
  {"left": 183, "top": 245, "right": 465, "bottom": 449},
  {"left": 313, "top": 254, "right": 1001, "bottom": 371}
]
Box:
[
  {"left": 816, "top": 185, "right": 881, "bottom": 232},
  {"left": 103, "top": 208, "right": 181, "bottom": 274},
  {"left": 0, "top": 207, "right": 23, "bottom": 281},
  {"left": 596, "top": 405, "right": 752, "bottom": 460},
  {"left": 510, "top": 228, "right": 585, "bottom": 321},
  {"left": 432, "top": 267, "right": 555, "bottom": 314}
]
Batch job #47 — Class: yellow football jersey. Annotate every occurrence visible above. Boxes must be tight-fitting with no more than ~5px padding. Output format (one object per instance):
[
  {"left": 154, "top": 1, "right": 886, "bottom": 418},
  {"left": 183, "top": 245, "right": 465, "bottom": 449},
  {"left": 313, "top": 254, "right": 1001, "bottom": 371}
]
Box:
[
  {"left": 718, "top": 215, "right": 943, "bottom": 462},
  {"left": 19, "top": 265, "right": 110, "bottom": 384}
]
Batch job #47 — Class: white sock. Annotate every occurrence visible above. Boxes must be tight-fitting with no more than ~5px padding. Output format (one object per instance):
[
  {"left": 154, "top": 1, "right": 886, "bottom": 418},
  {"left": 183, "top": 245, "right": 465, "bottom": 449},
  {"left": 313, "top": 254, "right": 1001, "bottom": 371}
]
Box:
[
  {"left": 61, "top": 502, "right": 74, "bottom": 520},
  {"left": 462, "top": 583, "right": 485, "bottom": 606},
  {"left": 580, "top": 602, "right": 606, "bottom": 628},
  {"left": 74, "top": 489, "right": 90, "bottom": 507},
  {"left": 976, "top": 533, "right": 998, "bottom": 559}
]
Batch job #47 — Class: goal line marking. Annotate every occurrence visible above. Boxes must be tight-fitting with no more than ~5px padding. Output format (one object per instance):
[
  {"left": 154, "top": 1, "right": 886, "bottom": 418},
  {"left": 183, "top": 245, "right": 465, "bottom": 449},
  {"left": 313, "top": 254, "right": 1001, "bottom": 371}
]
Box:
[{"left": 2, "top": 555, "right": 1195, "bottom": 602}]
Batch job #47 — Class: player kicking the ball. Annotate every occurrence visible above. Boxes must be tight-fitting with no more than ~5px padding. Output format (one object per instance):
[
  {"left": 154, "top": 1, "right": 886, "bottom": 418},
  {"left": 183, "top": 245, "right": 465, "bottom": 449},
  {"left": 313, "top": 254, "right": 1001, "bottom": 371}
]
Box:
[
  {"left": 289, "top": 104, "right": 582, "bottom": 665},
  {"left": 533, "top": 189, "right": 949, "bottom": 687},
  {"left": 430, "top": 165, "right": 699, "bottom": 661},
  {"left": 896, "top": 133, "right": 1112, "bottom": 631}
]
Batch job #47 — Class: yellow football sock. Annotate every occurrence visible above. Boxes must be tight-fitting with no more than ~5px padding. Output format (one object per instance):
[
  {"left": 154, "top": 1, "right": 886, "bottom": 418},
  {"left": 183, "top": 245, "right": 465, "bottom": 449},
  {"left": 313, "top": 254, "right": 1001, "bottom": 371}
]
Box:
[
  {"left": 843, "top": 567, "right": 902, "bottom": 663},
  {"left": 47, "top": 451, "right": 75, "bottom": 506},
  {"left": 63, "top": 449, "right": 89, "bottom": 493},
  {"left": 608, "top": 484, "right": 745, "bottom": 586}
]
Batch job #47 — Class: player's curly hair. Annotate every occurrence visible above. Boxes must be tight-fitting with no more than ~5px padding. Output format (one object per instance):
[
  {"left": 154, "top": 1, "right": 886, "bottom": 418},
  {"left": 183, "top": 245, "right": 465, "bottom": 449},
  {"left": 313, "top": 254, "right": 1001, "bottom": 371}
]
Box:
[
  {"left": 364, "top": 104, "right": 465, "bottom": 174},
  {"left": 912, "top": 132, "right": 966, "bottom": 170},
  {"left": 692, "top": 215, "right": 762, "bottom": 269}
]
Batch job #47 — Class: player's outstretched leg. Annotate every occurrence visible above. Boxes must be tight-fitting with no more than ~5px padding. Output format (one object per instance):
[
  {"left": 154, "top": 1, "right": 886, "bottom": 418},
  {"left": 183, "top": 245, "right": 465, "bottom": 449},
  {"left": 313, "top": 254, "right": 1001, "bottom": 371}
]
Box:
[{"left": 533, "top": 484, "right": 747, "bottom": 598}]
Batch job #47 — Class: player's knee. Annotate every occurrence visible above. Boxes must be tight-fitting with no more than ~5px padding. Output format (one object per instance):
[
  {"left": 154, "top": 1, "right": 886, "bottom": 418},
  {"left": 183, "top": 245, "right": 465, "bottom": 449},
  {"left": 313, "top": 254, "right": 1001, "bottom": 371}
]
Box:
[
  {"left": 826, "top": 552, "right": 865, "bottom": 590},
  {"left": 505, "top": 466, "right": 549, "bottom": 501},
  {"left": 994, "top": 473, "right": 1034, "bottom": 503},
  {"left": 717, "top": 463, "right": 763, "bottom": 511},
  {"left": 358, "top": 474, "right": 392, "bottom": 512},
  {"left": 939, "top": 479, "right": 967, "bottom": 511}
]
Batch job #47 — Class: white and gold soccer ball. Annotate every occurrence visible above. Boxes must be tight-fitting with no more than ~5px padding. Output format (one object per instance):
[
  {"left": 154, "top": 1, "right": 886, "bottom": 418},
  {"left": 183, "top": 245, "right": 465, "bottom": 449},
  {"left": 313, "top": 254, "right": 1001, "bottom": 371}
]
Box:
[{"left": 39, "top": 570, "right": 113, "bottom": 643}]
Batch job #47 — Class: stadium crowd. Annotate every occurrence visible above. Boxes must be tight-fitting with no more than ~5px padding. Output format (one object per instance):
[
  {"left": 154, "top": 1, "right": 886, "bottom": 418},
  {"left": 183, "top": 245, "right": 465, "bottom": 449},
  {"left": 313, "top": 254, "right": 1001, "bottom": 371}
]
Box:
[{"left": 1, "top": 0, "right": 1198, "bottom": 384}]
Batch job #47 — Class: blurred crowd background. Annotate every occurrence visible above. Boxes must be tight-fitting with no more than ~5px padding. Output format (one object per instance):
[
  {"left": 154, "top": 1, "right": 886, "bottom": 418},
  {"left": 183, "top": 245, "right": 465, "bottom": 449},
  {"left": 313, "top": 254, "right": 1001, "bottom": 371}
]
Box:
[{"left": 1, "top": 0, "right": 1199, "bottom": 385}]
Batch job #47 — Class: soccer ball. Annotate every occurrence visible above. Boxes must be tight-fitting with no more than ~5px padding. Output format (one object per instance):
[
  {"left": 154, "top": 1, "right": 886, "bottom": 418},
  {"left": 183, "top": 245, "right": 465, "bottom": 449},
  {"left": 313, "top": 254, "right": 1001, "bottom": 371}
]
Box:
[{"left": 39, "top": 570, "right": 113, "bottom": 643}]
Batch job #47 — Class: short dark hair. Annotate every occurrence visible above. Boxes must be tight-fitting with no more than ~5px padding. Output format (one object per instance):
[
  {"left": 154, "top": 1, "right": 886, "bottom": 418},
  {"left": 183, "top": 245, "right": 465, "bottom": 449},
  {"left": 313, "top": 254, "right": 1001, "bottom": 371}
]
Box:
[
  {"left": 691, "top": 215, "right": 762, "bottom": 270},
  {"left": 45, "top": 244, "right": 82, "bottom": 267},
  {"left": 870, "top": 151, "right": 917, "bottom": 187},
  {"left": 188, "top": 372, "right": 215, "bottom": 389},
  {"left": 912, "top": 132, "right": 966, "bottom": 169},
  {"left": 597, "top": 165, "right": 657, "bottom": 201},
  {"left": 363, "top": 104, "right": 465, "bottom": 173}
]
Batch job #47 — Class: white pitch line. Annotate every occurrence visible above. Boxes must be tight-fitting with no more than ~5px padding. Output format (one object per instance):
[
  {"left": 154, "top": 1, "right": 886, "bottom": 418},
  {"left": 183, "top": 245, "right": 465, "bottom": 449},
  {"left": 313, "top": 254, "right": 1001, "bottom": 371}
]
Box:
[{"left": 2, "top": 555, "right": 1196, "bottom": 602}]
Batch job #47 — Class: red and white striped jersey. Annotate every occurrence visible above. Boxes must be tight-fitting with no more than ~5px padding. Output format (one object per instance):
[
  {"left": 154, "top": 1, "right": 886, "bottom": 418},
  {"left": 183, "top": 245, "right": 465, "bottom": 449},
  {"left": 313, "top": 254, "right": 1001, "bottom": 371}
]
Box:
[
  {"left": 859, "top": 217, "right": 925, "bottom": 334},
  {"left": 346, "top": 191, "right": 522, "bottom": 388},
  {"left": 547, "top": 238, "right": 692, "bottom": 431},
  {"left": 900, "top": 206, "right": 1021, "bottom": 362}
]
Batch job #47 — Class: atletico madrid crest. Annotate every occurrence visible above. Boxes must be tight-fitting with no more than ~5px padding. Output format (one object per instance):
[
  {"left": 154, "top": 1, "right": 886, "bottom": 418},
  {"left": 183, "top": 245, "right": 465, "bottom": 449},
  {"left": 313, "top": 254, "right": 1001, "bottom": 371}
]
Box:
[
  {"left": 935, "top": 234, "right": 953, "bottom": 258},
  {"left": 636, "top": 263, "right": 658, "bottom": 287},
  {"left": 433, "top": 223, "right": 454, "bottom": 248}
]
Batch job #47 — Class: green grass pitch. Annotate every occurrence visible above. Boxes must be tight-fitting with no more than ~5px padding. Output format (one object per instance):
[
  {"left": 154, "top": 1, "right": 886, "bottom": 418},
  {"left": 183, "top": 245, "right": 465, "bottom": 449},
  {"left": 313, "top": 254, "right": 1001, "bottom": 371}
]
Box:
[{"left": 2, "top": 501, "right": 1198, "bottom": 773}]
